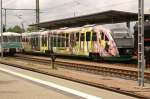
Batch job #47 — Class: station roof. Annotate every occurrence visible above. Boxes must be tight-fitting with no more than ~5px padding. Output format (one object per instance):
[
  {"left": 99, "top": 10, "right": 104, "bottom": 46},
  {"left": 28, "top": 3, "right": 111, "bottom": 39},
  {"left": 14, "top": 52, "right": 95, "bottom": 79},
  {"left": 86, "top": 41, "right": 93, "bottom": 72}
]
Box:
[{"left": 30, "top": 10, "right": 150, "bottom": 29}]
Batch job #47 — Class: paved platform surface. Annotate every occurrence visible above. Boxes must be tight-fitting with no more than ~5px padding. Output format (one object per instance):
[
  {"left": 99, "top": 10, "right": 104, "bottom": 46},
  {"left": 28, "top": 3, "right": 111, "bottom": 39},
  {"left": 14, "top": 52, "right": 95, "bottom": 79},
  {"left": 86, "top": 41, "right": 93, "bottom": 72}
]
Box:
[
  {"left": 0, "top": 68, "right": 78, "bottom": 99},
  {"left": 0, "top": 64, "right": 137, "bottom": 99}
]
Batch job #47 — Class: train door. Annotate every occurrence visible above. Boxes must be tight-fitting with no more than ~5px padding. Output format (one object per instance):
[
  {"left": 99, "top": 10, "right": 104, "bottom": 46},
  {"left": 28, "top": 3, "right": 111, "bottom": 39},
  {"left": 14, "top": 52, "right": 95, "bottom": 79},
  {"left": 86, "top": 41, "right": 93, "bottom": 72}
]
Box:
[
  {"left": 69, "top": 33, "right": 76, "bottom": 54},
  {"left": 99, "top": 32, "right": 111, "bottom": 56},
  {"left": 91, "top": 32, "right": 97, "bottom": 53},
  {"left": 79, "top": 33, "right": 85, "bottom": 55},
  {"left": 75, "top": 32, "right": 80, "bottom": 55},
  {"left": 86, "top": 32, "right": 92, "bottom": 53},
  {"left": 41, "top": 34, "right": 48, "bottom": 53},
  {"left": 34, "top": 34, "right": 40, "bottom": 51},
  {"left": 65, "top": 33, "right": 69, "bottom": 54},
  {"left": 48, "top": 32, "right": 51, "bottom": 52}
]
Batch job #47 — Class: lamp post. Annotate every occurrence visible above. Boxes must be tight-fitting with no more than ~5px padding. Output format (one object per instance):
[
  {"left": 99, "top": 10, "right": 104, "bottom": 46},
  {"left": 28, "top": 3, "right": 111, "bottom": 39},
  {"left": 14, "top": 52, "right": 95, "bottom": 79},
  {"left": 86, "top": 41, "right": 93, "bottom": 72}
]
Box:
[{"left": 0, "top": 0, "right": 3, "bottom": 58}]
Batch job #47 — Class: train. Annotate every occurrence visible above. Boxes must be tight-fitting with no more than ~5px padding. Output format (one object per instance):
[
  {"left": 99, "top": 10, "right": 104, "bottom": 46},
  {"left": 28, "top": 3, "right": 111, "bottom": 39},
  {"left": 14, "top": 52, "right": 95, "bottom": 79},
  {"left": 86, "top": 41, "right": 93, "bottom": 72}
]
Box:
[
  {"left": 0, "top": 32, "right": 22, "bottom": 55},
  {"left": 21, "top": 24, "right": 134, "bottom": 61},
  {"left": 1, "top": 22, "right": 149, "bottom": 64},
  {"left": 134, "top": 21, "right": 150, "bottom": 65}
]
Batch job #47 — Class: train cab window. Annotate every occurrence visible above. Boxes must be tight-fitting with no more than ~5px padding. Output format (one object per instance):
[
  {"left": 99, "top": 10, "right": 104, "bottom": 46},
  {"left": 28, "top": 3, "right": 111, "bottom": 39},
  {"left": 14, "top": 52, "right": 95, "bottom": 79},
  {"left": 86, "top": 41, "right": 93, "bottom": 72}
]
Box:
[
  {"left": 80, "top": 33, "right": 85, "bottom": 41},
  {"left": 92, "top": 32, "right": 97, "bottom": 41},
  {"left": 76, "top": 32, "right": 79, "bottom": 41},
  {"left": 86, "top": 32, "right": 91, "bottom": 41},
  {"left": 101, "top": 32, "right": 104, "bottom": 40},
  {"left": 9, "top": 36, "right": 16, "bottom": 42},
  {"left": 105, "top": 35, "right": 109, "bottom": 41}
]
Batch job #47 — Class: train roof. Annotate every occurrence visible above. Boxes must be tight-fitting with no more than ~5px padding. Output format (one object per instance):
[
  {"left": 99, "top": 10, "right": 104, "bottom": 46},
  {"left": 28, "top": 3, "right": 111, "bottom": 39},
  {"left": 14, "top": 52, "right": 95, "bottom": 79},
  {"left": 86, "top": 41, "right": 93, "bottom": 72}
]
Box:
[
  {"left": 30, "top": 10, "right": 150, "bottom": 29},
  {"left": 134, "top": 21, "right": 150, "bottom": 30},
  {"left": 64, "top": 27, "right": 81, "bottom": 33},
  {"left": 0, "top": 32, "right": 21, "bottom": 36},
  {"left": 102, "top": 23, "right": 128, "bottom": 31},
  {"left": 40, "top": 31, "right": 50, "bottom": 35}
]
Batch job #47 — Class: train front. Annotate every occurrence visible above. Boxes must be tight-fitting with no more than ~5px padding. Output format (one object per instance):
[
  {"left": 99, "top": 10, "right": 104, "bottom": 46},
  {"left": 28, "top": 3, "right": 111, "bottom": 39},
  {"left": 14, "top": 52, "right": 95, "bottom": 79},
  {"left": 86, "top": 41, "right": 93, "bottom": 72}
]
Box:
[
  {"left": 93, "top": 25, "right": 134, "bottom": 61},
  {"left": 1, "top": 32, "right": 22, "bottom": 55}
]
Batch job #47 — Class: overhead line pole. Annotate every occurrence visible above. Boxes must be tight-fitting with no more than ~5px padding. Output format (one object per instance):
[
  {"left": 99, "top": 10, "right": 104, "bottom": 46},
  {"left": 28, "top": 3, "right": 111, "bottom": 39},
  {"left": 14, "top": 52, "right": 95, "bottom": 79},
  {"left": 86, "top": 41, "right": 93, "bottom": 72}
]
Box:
[
  {"left": 138, "top": 0, "right": 145, "bottom": 87},
  {"left": 36, "top": 0, "right": 40, "bottom": 30},
  {"left": 4, "top": 8, "right": 6, "bottom": 30},
  {"left": 0, "top": 0, "right": 3, "bottom": 58}
]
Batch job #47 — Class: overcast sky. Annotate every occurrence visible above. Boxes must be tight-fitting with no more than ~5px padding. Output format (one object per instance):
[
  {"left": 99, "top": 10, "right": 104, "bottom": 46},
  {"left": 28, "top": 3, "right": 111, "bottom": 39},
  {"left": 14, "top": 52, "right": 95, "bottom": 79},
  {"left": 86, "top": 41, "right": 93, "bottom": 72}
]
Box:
[{"left": 1, "top": 0, "right": 150, "bottom": 29}]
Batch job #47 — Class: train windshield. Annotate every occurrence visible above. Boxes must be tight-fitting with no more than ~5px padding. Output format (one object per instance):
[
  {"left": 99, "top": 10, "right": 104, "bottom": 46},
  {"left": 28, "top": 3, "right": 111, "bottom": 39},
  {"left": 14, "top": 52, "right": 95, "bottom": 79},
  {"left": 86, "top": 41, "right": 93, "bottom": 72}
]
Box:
[{"left": 4, "top": 36, "right": 20, "bottom": 42}]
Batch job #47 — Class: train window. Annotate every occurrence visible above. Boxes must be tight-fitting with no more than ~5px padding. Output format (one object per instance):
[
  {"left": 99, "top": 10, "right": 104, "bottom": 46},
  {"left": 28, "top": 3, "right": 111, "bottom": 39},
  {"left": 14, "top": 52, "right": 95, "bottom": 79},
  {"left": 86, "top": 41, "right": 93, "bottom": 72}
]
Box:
[
  {"left": 105, "top": 35, "right": 109, "bottom": 41},
  {"left": 54, "top": 37, "right": 56, "bottom": 47},
  {"left": 35, "top": 37, "right": 39, "bottom": 46},
  {"left": 101, "top": 32, "right": 104, "bottom": 40},
  {"left": 3, "top": 36, "right": 8, "bottom": 42},
  {"left": 62, "top": 34, "right": 65, "bottom": 47},
  {"left": 80, "top": 33, "right": 85, "bottom": 41},
  {"left": 45, "top": 36, "right": 47, "bottom": 46},
  {"left": 76, "top": 32, "right": 79, "bottom": 41},
  {"left": 42, "top": 36, "right": 47, "bottom": 46},
  {"left": 145, "top": 41, "right": 150, "bottom": 46},
  {"left": 50, "top": 36, "right": 53, "bottom": 47},
  {"left": 57, "top": 34, "right": 61, "bottom": 47},
  {"left": 66, "top": 34, "right": 69, "bottom": 47},
  {"left": 86, "top": 32, "right": 91, "bottom": 41},
  {"left": 92, "top": 32, "right": 97, "bottom": 41},
  {"left": 42, "top": 36, "right": 44, "bottom": 46},
  {"left": 16, "top": 36, "right": 20, "bottom": 42},
  {"left": 9, "top": 36, "right": 16, "bottom": 42}
]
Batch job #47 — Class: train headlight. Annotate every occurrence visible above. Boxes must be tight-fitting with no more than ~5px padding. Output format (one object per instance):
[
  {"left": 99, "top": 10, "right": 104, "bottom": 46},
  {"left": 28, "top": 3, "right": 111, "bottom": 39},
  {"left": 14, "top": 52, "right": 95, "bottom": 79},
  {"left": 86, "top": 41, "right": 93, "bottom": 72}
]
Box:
[{"left": 125, "top": 49, "right": 133, "bottom": 55}]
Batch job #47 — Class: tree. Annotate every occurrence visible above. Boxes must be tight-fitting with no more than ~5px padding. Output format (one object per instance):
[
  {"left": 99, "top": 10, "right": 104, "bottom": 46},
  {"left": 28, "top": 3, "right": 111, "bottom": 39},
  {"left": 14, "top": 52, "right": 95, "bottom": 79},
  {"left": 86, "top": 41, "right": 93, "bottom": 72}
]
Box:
[
  {"left": 7, "top": 25, "right": 23, "bottom": 33},
  {"left": 27, "top": 26, "right": 38, "bottom": 32}
]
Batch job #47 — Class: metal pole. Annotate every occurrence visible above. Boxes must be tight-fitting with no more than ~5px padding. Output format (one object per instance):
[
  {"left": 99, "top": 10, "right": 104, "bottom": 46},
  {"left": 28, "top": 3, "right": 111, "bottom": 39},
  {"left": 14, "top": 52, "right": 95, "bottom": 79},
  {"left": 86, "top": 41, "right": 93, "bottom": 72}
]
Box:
[
  {"left": 4, "top": 8, "right": 6, "bottom": 30},
  {"left": 36, "top": 0, "right": 40, "bottom": 29},
  {"left": 138, "top": 0, "right": 145, "bottom": 87},
  {"left": 0, "top": 0, "right": 3, "bottom": 58}
]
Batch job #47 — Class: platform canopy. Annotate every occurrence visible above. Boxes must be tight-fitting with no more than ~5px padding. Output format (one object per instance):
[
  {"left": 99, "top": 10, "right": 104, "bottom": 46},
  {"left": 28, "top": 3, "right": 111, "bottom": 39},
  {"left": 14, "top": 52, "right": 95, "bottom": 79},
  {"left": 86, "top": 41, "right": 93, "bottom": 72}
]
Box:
[{"left": 30, "top": 10, "right": 150, "bottom": 29}]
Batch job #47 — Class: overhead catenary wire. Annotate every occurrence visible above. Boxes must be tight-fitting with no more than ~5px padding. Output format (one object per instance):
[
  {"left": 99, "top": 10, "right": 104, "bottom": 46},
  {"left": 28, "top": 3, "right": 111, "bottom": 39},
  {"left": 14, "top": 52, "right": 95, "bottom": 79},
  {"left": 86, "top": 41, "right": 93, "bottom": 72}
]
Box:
[
  {"left": 41, "top": 0, "right": 137, "bottom": 13},
  {"left": 40, "top": 0, "right": 138, "bottom": 20}
]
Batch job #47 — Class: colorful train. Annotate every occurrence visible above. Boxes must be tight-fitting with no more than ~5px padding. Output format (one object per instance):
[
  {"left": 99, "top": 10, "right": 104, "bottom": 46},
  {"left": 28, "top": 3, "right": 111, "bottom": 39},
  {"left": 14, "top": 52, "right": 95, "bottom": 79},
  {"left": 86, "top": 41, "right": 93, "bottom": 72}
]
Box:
[
  {"left": 0, "top": 32, "right": 21, "bottom": 55},
  {"left": 22, "top": 24, "right": 134, "bottom": 61}
]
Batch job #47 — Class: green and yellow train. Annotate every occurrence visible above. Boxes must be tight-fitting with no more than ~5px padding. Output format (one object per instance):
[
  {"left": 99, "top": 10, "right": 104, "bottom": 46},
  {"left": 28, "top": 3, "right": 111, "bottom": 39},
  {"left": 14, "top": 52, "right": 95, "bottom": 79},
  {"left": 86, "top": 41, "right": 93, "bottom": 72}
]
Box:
[{"left": 22, "top": 25, "right": 134, "bottom": 61}]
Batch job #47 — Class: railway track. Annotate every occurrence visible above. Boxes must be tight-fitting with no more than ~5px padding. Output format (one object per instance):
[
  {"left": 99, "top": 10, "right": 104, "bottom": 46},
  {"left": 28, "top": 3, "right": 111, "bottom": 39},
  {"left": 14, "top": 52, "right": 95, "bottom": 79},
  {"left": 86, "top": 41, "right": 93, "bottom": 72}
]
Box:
[
  {"left": 13, "top": 54, "right": 150, "bottom": 83},
  {"left": 0, "top": 54, "right": 150, "bottom": 99}
]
